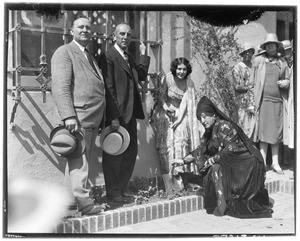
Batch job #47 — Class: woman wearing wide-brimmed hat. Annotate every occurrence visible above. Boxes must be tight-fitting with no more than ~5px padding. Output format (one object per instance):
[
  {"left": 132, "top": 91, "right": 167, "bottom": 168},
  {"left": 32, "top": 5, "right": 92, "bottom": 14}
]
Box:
[
  {"left": 232, "top": 43, "right": 256, "bottom": 139},
  {"left": 251, "top": 33, "right": 290, "bottom": 175}
]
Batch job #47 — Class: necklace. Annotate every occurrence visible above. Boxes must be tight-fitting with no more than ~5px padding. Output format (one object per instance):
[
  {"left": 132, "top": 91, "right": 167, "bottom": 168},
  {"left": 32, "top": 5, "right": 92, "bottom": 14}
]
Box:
[
  {"left": 174, "top": 77, "right": 187, "bottom": 91},
  {"left": 266, "top": 53, "right": 279, "bottom": 63},
  {"left": 268, "top": 56, "right": 276, "bottom": 62}
]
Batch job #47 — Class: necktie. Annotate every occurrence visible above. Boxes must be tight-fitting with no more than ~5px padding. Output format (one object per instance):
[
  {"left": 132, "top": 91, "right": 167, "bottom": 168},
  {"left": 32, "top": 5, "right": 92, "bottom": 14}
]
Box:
[
  {"left": 123, "top": 51, "right": 130, "bottom": 66},
  {"left": 84, "top": 48, "right": 98, "bottom": 75}
]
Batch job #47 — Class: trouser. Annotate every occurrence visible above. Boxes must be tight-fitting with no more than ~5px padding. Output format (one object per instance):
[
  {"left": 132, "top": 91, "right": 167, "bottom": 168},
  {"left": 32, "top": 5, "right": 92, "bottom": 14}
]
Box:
[
  {"left": 102, "top": 118, "right": 137, "bottom": 198},
  {"left": 68, "top": 127, "right": 98, "bottom": 211}
]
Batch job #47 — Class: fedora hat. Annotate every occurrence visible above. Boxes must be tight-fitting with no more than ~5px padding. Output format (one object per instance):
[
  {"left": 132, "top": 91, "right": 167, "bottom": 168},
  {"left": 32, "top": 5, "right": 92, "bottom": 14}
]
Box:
[
  {"left": 260, "top": 33, "right": 283, "bottom": 50},
  {"left": 100, "top": 126, "right": 130, "bottom": 155},
  {"left": 281, "top": 40, "right": 293, "bottom": 50},
  {"left": 239, "top": 43, "right": 255, "bottom": 56},
  {"left": 50, "top": 126, "right": 85, "bottom": 160}
]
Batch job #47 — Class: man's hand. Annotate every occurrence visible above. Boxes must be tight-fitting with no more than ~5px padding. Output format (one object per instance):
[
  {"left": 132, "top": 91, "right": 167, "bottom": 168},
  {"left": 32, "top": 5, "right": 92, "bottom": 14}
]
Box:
[
  {"left": 110, "top": 119, "right": 120, "bottom": 131},
  {"left": 139, "top": 40, "right": 146, "bottom": 55},
  {"left": 64, "top": 117, "right": 78, "bottom": 133}
]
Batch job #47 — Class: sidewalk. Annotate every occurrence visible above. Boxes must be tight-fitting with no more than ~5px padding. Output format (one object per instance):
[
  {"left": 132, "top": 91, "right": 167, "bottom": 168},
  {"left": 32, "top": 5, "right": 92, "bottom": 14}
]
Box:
[{"left": 98, "top": 169, "right": 295, "bottom": 236}]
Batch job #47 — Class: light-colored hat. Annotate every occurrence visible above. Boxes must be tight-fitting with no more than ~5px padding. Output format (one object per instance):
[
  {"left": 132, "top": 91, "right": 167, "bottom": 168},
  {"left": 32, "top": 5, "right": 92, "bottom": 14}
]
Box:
[
  {"left": 260, "top": 33, "right": 283, "bottom": 50},
  {"left": 255, "top": 45, "right": 266, "bottom": 56},
  {"left": 50, "top": 126, "right": 85, "bottom": 160},
  {"left": 100, "top": 126, "right": 130, "bottom": 155},
  {"left": 281, "top": 40, "right": 293, "bottom": 50},
  {"left": 239, "top": 43, "right": 255, "bottom": 56}
]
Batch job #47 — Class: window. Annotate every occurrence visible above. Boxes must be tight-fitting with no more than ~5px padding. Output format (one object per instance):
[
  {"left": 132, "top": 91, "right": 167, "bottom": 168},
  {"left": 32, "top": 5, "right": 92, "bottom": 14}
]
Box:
[
  {"left": 8, "top": 10, "right": 161, "bottom": 93},
  {"left": 276, "top": 11, "right": 295, "bottom": 41}
]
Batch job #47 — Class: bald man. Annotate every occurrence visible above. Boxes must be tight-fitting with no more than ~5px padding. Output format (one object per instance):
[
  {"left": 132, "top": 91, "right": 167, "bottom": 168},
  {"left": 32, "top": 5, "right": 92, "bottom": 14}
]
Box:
[
  {"left": 51, "top": 16, "right": 105, "bottom": 215},
  {"left": 100, "top": 23, "right": 150, "bottom": 202}
]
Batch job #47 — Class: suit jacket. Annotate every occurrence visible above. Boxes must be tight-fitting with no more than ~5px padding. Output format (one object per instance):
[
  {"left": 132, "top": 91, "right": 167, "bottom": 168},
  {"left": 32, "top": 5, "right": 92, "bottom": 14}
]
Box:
[
  {"left": 101, "top": 46, "right": 150, "bottom": 124},
  {"left": 51, "top": 41, "right": 105, "bottom": 129}
]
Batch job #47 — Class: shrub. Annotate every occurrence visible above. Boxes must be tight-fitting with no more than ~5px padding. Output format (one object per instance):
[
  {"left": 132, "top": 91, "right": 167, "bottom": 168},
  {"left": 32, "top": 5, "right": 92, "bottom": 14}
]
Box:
[{"left": 187, "top": 14, "right": 240, "bottom": 120}]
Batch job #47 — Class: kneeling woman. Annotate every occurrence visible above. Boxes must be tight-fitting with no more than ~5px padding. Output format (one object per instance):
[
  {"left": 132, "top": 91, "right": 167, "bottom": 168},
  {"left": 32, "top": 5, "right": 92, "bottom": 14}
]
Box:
[{"left": 196, "top": 96, "right": 272, "bottom": 218}]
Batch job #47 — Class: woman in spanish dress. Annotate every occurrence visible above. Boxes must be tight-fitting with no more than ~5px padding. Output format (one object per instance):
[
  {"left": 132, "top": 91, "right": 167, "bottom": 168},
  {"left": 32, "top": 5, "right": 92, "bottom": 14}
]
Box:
[
  {"left": 195, "top": 96, "right": 272, "bottom": 218},
  {"left": 152, "top": 57, "right": 204, "bottom": 188}
]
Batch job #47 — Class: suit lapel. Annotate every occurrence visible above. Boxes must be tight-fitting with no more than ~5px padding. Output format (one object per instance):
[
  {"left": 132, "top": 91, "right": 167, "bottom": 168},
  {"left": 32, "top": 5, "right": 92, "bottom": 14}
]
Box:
[
  {"left": 93, "top": 57, "right": 104, "bottom": 81},
  {"left": 70, "top": 42, "right": 103, "bottom": 81},
  {"left": 112, "top": 46, "right": 140, "bottom": 87},
  {"left": 112, "top": 47, "right": 133, "bottom": 77}
]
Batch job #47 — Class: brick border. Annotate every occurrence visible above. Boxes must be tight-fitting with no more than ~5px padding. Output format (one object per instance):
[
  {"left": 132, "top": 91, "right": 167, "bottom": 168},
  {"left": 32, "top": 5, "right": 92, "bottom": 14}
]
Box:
[{"left": 54, "top": 179, "right": 293, "bottom": 233}]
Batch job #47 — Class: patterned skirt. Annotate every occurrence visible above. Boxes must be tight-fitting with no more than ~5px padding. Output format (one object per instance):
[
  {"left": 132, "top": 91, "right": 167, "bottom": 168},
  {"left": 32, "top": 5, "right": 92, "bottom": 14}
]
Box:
[{"left": 152, "top": 105, "right": 198, "bottom": 176}]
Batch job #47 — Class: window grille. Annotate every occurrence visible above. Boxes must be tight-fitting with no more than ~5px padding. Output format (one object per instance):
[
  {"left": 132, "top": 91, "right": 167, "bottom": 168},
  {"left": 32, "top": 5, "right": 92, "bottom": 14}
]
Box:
[{"left": 7, "top": 9, "right": 163, "bottom": 127}]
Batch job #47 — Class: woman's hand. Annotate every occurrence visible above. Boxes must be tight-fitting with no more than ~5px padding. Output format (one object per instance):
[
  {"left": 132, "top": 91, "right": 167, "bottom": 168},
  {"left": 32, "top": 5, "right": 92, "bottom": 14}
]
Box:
[
  {"left": 204, "top": 157, "right": 215, "bottom": 167},
  {"left": 163, "top": 103, "right": 174, "bottom": 114},
  {"left": 167, "top": 108, "right": 175, "bottom": 115},
  {"left": 170, "top": 109, "right": 181, "bottom": 129},
  {"left": 277, "top": 79, "right": 289, "bottom": 89},
  {"left": 183, "top": 155, "right": 195, "bottom": 164},
  {"left": 165, "top": 106, "right": 176, "bottom": 120},
  {"left": 174, "top": 109, "right": 179, "bottom": 118}
]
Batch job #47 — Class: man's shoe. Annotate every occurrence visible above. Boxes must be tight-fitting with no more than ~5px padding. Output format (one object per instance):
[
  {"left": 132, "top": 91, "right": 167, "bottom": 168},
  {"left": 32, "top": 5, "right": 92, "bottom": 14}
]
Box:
[
  {"left": 81, "top": 204, "right": 103, "bottom": 216},
  {"left": 121, "top": 192, "right": 134, "bottom": 198},
  {"left": 110, "top": 195, "right": 131, "bottom": 203}
]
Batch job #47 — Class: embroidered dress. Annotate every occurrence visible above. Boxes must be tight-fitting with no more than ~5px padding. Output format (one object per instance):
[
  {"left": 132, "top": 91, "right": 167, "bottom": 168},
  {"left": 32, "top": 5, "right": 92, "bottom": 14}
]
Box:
[
  {"left": 152, "top": 73, "right": 202, "bottom": 177},
  {"left": 232, "top": 62, "right": 255, "bottom": 139},
  {"left": 201, "top": 118, "right": 272, "bottom": 218}
]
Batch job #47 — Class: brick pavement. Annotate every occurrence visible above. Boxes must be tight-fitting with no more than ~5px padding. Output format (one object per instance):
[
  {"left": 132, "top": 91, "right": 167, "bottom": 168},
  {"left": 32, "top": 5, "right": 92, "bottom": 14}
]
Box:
[{"left": 98, "top": 169, "right": 295, "bottom": 236}]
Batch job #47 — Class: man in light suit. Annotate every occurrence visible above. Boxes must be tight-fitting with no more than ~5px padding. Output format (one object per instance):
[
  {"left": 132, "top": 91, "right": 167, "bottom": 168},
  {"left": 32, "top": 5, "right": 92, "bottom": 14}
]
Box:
[
  {"left": 101, "top": 23, "right": 150, "bottom": 202},
  {"left": 51, "top": 16, "right": 105, "bottom": 215}
]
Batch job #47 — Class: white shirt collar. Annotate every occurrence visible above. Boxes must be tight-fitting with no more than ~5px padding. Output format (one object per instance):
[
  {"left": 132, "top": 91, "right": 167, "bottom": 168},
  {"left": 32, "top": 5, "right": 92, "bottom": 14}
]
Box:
[
  {"left": 114, "top": 43, "right": 127, "bottom": 57},
  {"left": 73, "top": 40, "right": 86, "bottom": 52}
]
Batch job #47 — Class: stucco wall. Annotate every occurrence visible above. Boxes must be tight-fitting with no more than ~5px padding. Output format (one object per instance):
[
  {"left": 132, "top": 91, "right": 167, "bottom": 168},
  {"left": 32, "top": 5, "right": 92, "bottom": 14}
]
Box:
[
  {"left": 7, "top": 90, "right": 161, "bottom": 185},
  {"left": 7, "top": 91, "right": 74, "bottom": 197},
  {"left": 6, "top": 11, "right": 277, "bottom": 194}
]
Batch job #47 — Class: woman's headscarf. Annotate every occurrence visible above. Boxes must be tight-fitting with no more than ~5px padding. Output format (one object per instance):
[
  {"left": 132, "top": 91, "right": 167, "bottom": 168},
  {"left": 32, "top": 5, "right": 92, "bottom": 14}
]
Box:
[
  {"left": 196, "top": 96, "right": 217, "bottom": 117},
  {"left": 196, "top": 96, "right": 263, "bottom": 163}
]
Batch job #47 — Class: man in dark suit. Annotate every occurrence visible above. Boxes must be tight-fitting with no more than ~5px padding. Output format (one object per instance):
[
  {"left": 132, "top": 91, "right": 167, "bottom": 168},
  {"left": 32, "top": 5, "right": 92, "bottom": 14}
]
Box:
[
  {"left": 101, "top": 23, "right": 150, "bottom": 202},
  {"left": 51, "top": 16, "right": 105, "bottom": 215}
]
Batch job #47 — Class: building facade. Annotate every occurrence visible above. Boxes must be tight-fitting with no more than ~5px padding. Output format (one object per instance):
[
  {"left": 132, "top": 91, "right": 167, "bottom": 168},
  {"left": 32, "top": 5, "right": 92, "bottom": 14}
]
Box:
[{"left": 5, "top": 6, "right": 295, "bottom": 198}]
